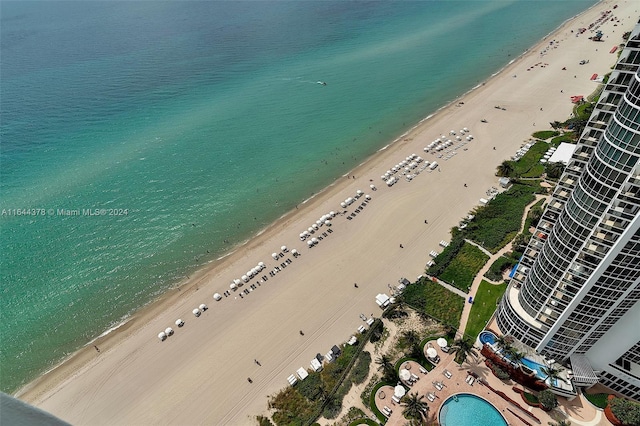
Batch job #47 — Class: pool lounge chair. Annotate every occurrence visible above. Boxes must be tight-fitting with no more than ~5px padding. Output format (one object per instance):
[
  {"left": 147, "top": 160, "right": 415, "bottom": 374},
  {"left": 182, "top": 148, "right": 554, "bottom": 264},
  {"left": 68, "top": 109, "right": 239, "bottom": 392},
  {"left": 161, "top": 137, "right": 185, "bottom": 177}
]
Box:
[
  {"left": 427, "top": 393, "right": 436, "bottom": 402},
  {"left": 433, "top": 381, "right": 443, "bottom": 391},
  {"left": 392, "top": 395, "right": 401, "bottom": 404},
  {"left": 411, "top": 373, "right": 420, "bottom": 381},
  {"left": 443, "top": 369, "right": 452, "bottom": 379},
  {"left": 419, "top": 366, "right": 428, "bottom": 374},
  {"left": 466, "top": 375, "right": 475, "bottom": 385}
]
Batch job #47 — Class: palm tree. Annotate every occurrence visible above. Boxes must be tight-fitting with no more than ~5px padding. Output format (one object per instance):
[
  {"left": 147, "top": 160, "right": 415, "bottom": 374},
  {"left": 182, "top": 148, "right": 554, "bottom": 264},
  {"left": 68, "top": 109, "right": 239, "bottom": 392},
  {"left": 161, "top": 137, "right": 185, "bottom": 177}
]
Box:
[
  {"left": 505, "top": 347, "right": 525, "bottom": 371},
  {"left": 545, "top": 161, "right": 565, "bottom": 179},
  {"left": 494, "top": 335, "right": 513, "bottom": 352},
  {"left": 402, "top": 392, "right": 429, "bottom": 423},
  {"left": 540, "top": 365, "right": 563, "bottom": 385},
  {"left": 375, "top": 355, "right": 397, "bottom": 382},
  {"left": 451, "top": 338, "right": 478, "bottom": 365},
  {"left": 496, "top": 160, "right": 514, "bottom": 177}
]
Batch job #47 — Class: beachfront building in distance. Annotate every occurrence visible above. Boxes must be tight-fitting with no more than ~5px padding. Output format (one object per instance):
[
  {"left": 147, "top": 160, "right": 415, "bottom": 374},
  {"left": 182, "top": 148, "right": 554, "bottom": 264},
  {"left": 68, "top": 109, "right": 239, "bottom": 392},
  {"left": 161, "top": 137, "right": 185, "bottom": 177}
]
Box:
[{"left": 495, "top": 24, "right": 640, "bottom": 401}]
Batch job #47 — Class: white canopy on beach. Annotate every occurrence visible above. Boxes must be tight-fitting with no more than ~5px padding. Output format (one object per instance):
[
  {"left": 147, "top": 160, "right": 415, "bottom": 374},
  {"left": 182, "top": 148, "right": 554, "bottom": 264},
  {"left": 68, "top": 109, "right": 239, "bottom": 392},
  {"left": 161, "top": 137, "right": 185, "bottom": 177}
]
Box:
[
  {"left": 199, "top": 304, "right": 207, "bottom": 311},
  {"left": 281, "top": 245, "right": 287, "bottom": 252},
  {"left": 427, "top": 347, "right": 438, "bottom": 358},
  {"left": 158, "top": 332, "right": 167, "bottom": 341},
  {"left": 307, "top": 240, "right": 313, "bottom": 247},
  {"left": 291, "top": 249, "right": 298, "bottom": 255},
  {"left": 394, "top": 385, "right": 406, "bottom": 398},
  {"left": 272, "top": 253, "right": 278, "bottom": 260},
  {"left": 213, "top": 293, "right": 222, "bottom": 301},
  {"left": 192, "top": 308, "right": 201, "bottom": 316},
  {"left": 437, "top": 338, "right": 448, "bottom": 348},
  {"left": 230, "top": 283, "right": 237, "bottom": 290},
  {"left": 165, "top": 327, "right": 174, "bottom": 336},
  {"left": 175, "top": 319, "right": 184, "bottom": 327},
  {"left": 399, "top": 369, "right": 411, "bottom": 381},
  {"left": 241, "top": 275, "right": 248, "bottom": 282}
]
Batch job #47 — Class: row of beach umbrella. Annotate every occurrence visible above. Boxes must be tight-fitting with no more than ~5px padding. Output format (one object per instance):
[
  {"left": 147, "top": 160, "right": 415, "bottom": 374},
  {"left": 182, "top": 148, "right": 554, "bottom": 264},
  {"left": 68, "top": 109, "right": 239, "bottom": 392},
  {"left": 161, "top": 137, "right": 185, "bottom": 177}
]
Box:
[
  {"left": 159, "top": 304, "right": 207, "bottom": 341},
  {"left": 424, "top": 128, "right": 472, "bottom": 152},
  {"left": 300, "top": 212, "right": 336, "bottom": 241},
  {"left": 381, "top": 153, "right": 423, "bottom": 181}
]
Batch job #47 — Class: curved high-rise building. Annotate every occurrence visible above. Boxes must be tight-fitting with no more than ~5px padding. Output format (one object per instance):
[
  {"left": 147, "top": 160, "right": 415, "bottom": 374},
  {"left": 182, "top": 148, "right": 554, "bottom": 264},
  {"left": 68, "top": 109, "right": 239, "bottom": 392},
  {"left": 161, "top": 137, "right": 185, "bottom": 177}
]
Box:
[{"left": 495, "top": 24, "right": 640, "bottom": 400}]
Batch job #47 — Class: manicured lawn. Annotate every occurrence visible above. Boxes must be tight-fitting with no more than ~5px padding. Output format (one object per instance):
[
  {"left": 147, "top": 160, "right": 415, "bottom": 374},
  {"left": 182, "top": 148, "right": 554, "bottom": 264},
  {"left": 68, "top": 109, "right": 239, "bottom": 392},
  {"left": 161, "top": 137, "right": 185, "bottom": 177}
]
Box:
[
  {"left": 550, "top": 132, "right": 576, "bottom": 146},
  {"left": 585, "top": 392, "right": 609, "bottom": 409},
  {"left": 465, "top": 182, "right": 540, "bottom": 253},
  {"left": 402, "top": 278, "right": 464, "bottom": 328},
  {"left": 532, "top": 130, "right": 559, "bottom": 140},
  {"left": 439, "top": 242, "right": 489, "bottom": 291},
  {"left": 464, "top": 280, "right": 507, "bottom": 340}
]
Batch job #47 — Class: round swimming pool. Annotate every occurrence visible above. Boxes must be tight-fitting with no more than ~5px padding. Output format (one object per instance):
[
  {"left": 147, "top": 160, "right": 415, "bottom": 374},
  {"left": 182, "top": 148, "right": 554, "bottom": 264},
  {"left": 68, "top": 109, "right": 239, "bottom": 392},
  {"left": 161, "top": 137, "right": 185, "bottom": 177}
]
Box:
[
  {"left": 439, "top": 393, "right": 507, "bottom": 426},
  {"left": 479, "top": 330, "right": 497, "bottom": 345}
]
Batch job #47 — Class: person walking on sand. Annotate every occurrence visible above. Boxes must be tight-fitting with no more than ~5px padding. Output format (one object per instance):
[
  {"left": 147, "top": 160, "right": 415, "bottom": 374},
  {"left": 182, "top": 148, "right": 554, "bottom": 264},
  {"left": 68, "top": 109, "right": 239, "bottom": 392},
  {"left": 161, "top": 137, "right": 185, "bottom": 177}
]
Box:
[{"left": 94, "top": 345, "right": 100, "bottom": 353}]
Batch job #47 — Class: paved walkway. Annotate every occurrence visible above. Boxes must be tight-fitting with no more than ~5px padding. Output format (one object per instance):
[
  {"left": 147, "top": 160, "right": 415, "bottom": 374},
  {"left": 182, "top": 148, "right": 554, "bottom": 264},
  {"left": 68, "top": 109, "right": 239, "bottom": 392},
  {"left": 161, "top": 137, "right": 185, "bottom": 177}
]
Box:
[
  {"left": 458, "top": 194, "right": 548, "bottom": 335},
  {"left": 428, "top": 276, "right": 468, "bottom": 298}
]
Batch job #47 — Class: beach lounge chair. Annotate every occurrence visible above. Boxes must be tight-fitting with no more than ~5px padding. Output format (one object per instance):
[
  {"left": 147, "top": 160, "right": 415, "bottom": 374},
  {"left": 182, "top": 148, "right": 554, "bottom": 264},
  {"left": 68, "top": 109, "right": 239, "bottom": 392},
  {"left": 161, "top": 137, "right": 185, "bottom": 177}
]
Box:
[
  {"left": 443, "top": 369, "right": 452, "bottom": 379},
  {"left": 384, "top": 406, "right": 392, "bottom": 415}
]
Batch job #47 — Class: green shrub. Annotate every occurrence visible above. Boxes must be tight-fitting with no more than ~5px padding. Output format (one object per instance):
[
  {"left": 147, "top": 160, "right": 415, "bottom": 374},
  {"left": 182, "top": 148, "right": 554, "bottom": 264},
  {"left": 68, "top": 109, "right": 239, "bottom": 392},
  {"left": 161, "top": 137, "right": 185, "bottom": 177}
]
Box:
[
  {"left": 351, "top": 351, "right": 371, "bottom": 385},
  {"left": 256, "top": 415, "right": 275, "bottom": 426},
  {"left": 438, "top": 242, "right": 489, "bottom": 290},
  {"left": 465, "top": 183, "right": 539, "bottom": 252},
  {"left": 550, "top": 132, "right": 576, "bottom": 146},
  {"left": 484, "top": 256, "right": 516, "bottom": 282},
  {"left": 609, "top": 397, "right": 640, "bottom": 426},
  {"left": 532, "top": 130, "right": 559, "bottom": 140},
  {"left": 539, "top": 389, "right": 558, "bottom": 410},
  {"left": 427, "top": 228, "right": 465, "bottom": 277},
  {"left": 493, "top": 365, "right": 510, "bottom": 380},
  {"left": 402, "top": 278, "right": 464, "bottom": 328}
]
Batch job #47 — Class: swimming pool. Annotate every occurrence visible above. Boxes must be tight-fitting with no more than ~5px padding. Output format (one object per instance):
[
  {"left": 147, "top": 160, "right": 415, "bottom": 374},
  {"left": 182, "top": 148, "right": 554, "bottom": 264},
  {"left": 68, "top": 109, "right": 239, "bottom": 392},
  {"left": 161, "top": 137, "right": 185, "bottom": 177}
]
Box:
[
  {"left": 439, "top": 393, "right": 507, "bottom": 426},
  {"left": 479, "top": 330, "right": 497, "bottom": 345}
]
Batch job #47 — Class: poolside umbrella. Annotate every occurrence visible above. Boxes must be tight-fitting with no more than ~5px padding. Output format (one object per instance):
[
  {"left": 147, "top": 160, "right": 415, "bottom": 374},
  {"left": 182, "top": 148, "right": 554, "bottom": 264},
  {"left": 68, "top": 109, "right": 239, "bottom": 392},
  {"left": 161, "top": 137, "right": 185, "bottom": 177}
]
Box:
[
  {"left": 437, "top": 338, "right": 448, "bottom": 348},
  {"left": 394, "top": 385, "right": 406, "bottom": 398},
  {"left": 399, "top": 369, "right": 411, "bottom": 381},
  {"left": 427, "top": 347, "right": 438, "bottom": 359},
  {"left": 165, "top": 327, "right": 174, "bottom": 336},
  {"left": 158, "top": 332, "right": 167, "bottom": 341}
]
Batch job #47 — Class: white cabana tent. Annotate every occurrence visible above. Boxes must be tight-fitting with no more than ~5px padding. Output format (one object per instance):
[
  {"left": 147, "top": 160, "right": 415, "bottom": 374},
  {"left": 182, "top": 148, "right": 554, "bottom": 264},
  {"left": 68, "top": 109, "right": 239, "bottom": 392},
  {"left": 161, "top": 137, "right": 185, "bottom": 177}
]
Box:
[
  {"left": 199, "top": 303, "right": 207, "bottom": 311},
  {"left": 175, "top": 319, "right": 184, "bottom": 327},
  {"left": 296, "top": 367, "right": 309, "bottom": 381},
  {"left": 427, "top": 347, "right": 438, "bottom": 359},
  {"left": 399, "top": 369, "right": 411, "bottom": 381},
  {"left": 394, "top": 385, "right": 406, "bottom": 398},
  {"left": 158, "top": 332, "right": 167, "bottom": 341},
  {"left": 310, "top": 358, "right": 323, "bottom": 372},
  {"left": 165, "top": 327, "right": 174, "bottom": 336},
  {"left": 281, "top": 245, "right": 288, "bottom": 252},
  {"left": 375, "top": 293, "right": 391, "bottom": 308},
  {"left": 272, "top": 253, "right": 279, "bottom": 260},
  {"left": 213, "top": 293, "right": 222, "bottom": 301},
  {"left": 192, "top": 308, "right": 201, "bottom": 317}
]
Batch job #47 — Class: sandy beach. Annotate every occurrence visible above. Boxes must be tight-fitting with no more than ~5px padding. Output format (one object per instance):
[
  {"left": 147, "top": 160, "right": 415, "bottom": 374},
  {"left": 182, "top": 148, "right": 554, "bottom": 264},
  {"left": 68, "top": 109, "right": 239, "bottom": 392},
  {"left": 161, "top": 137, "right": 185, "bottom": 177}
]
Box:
[{"left": 18, "top": 1, "right": 638, "bottom": 424}]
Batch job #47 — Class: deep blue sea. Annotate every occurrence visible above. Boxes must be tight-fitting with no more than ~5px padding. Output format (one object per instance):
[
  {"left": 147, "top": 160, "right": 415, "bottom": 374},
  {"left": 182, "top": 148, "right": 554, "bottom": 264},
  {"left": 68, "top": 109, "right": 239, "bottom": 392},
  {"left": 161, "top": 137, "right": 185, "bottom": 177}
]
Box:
[{"left": 0, "top": 0, "right": 597, "bottom": 393}]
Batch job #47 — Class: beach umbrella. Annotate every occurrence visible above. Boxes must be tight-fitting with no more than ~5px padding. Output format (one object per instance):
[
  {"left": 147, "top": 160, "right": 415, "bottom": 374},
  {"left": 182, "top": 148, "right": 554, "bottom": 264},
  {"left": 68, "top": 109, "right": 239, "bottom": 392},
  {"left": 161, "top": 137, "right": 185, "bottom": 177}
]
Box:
[
  {"left": 213, "top": 293, "right": 222, "bottom": 301},
  {"left": 175, "top": 319, "right": 184, "bottom": 327},
  {"left": 316, "top": 220, "right": 322, "bottom": 225},
  {"left": 307, "top": 240, "right": 313, "bottom": 247},
  {"left": 299, "top": 233, "right": 305, "bottom": 239},
  {"left": 312, "top": 238, "right": 319, "bottom": 244},
  {"left": 399, "top": 369, "right": 411, "bottom": 381},
  {"left": 193, "top": 308, "right": 201, "bottom": 317},
  {"left": 437, "top": 338, "right": 448, "bottom": 348},
  {"left": 234, "top": 278, "right": 242, "bottom": 285},
  {"left": 158, "top": 332, "right": 167, "bottom": 341},
  {"left": 281, "top": 245, "right": 288, "bottom": 252},
  {"left": 312, "top": 224, "right": 319, "bottom": 230},
  {"left": 272, "top": 253, "right": 279, "bottom": 260},
  {"left": 230, "top": 282, "right": 237, "bottom": 290},
  {"left": 165, "top": 327, "right": 174, "bottom": 336},
  {"left": 427, "top": 347, "right": 438, "bottom": 358},
  {"left": 241, "top": 275, "right": 249, "bottom": 282},
  {"left": 340, "top": 202, "right": 347, "bottom": 208},
  {"left": 258, "top": 262, "right": 265, "bottom": 268},
  {"left": 370, "top": 184, "right": 376, "bottom": 190},
  {"left": 394, "top": 385, "right": 406, "bottom": 398},
  {"left": 356, "top": 189, "right": 363, "bottom": 195},
  {"left": 330, "top": 211, "right": 336, "bottom": 217},
  {"left": 199, "top": 303, "right": 207, "bottom": 311},
  {"left": 464, "top": 127, "right": 469, "bottom": 132},
  {"left": 365, "top": 195, "right": 371, "bottom": 200},
  {"left": 291, "top": 249, "right": 298, "bottom": 255}
]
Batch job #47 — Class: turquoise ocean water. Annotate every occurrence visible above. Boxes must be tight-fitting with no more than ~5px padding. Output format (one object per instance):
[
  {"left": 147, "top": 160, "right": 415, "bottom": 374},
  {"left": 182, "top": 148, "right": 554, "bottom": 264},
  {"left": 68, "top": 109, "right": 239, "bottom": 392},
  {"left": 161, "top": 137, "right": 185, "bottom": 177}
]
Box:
[{"left": 0, "top": 0, "right": 597, "bottom": 393}]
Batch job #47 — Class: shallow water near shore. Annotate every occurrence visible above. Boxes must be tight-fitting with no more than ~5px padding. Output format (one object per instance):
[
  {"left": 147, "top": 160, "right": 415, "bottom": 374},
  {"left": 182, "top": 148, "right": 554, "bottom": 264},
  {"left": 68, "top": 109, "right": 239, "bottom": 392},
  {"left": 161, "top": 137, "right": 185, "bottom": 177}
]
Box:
[{"left": 0, "top": 0, "right": 597, "bottom": 393}]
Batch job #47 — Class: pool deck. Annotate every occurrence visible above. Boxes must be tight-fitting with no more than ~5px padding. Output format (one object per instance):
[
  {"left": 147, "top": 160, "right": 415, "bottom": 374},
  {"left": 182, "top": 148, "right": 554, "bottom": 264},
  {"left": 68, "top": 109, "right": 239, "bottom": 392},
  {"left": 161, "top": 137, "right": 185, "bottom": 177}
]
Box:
[{"left": 378, "top": 339, "right": 607, "bottom": 426}]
